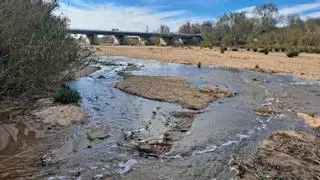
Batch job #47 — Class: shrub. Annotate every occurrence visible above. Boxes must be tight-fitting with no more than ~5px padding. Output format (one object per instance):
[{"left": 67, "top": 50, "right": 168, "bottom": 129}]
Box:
[
  {"left": 220, "top": 46, "right": 227, "bottom": 53},
  {"left": 253, "top": 48, "right": 258, "bottom": 52},
  {"left": 231, "top": 48, "right": 239, "bottom": 51},
  {"left": 280, "top": 47, "right": 287, "bottom": 52},
  {"left": 247, "top": 48, "right": 251, "bottom": 51},
  {"left": 54, "top": 88, "right": 81, "bottom": 104},
  {"left": 274, "top": 48, "right": 280, "bottom": 52},
  {"left": 0, "top": 0, "right": 85, "bottom": 98},
  {"left": 197, "top": 62, "right": 202, "bottom": 68},
  {"left": 260, "top": 48, "right": 269, "bottom": 55},
  {"left": 287, "top": 51, "right": 300, "bottom": 58}
]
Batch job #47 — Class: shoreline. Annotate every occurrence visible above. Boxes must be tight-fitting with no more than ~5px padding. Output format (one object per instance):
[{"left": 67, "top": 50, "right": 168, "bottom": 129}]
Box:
[{"left": 94, "top": 45, "right": 320, "bottom": 81}]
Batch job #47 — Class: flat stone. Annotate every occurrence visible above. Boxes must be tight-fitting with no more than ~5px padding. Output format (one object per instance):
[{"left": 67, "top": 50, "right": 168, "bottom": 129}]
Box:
[{"left": 87, "top": 125, "right": 111, "bottom": 141}]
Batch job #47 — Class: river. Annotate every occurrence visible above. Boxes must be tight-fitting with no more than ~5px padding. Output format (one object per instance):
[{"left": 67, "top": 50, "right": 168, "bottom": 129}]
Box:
[{"left": 1, "top": 56, "right": 319, "bottom": 179}]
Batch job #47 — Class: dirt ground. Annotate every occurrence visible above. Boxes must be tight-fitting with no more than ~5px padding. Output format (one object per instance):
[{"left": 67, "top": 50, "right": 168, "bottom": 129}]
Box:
[
  {"left": 115, "top": 75, "right": 233, "bottom": 110},
  {"left": 95, "top": 46, "right": 320, "bottom": 80},
  {"left": 232, "top": 130, "right": 320, "bottom": 180}
]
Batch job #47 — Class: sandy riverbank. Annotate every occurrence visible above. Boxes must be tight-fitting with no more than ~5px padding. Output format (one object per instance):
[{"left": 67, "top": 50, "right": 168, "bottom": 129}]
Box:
[{"left": 94, "top": 45, "right": 320, "bottom": 80}]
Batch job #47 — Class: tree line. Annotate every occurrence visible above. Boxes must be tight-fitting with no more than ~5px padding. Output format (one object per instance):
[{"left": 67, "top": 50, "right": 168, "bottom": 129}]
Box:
[{"left": 177, "top": 3, "right": 320, "bottom": 52}]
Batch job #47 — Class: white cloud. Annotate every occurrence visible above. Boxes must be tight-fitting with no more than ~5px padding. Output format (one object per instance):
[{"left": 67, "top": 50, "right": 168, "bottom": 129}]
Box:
[
  {"left": 235, "top": 6, "right": 255, "bottom": 18},
  {"left": 235, "top": 1, "right": 320, "bottom": 18},
  {"left": 56, "top": 0, "right": 211, "bottom": 32},
  {"left": 301, "top": 11, "right": 320, "bottom": 19},
  {"left": 279, "top": 1, "right": 320, "bottom": 15}
]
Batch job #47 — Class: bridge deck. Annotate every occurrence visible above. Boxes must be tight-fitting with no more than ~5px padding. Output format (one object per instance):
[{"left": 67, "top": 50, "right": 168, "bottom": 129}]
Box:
[{"left": 69, "top": 29, "right": 202, "bottom": 38}]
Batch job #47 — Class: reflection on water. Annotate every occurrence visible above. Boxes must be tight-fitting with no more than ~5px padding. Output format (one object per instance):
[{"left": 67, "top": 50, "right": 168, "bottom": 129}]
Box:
[{"left": 1, "top": 56, "right": 319, "bottom": 179}]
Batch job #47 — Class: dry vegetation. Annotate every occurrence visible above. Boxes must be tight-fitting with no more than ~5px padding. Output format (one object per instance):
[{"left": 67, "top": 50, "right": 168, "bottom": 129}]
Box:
[{"left": 232, "top": 131, "right": 320, "bottom": 180}]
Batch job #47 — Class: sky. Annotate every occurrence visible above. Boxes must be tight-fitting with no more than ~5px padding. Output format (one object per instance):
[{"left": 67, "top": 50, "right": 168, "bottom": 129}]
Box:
[{"left": 56, "top": 0, "right": 320, "bottom": 32}]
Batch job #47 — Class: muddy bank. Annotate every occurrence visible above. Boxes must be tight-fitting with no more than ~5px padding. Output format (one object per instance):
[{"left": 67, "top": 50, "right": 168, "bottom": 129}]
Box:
[
  {"left": 115, "top": 75, "right": 234, "bottom": 110},
  {"left": 232, "top": 130, "right": 320, "bottom": 180}
]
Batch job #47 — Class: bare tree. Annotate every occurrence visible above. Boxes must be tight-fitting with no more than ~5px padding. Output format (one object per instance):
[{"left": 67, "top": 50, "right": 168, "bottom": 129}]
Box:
[{"left": 160, "top": 24, "right": 170, "bottom": 34}]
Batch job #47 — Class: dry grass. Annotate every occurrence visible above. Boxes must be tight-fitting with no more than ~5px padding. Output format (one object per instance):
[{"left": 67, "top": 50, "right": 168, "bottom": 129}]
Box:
[
  {"left": 95, "top": 46, "right": 320, "bottom": 80},
  {"left": 232, "top": 131, "right": 320, "bottom": 180}
]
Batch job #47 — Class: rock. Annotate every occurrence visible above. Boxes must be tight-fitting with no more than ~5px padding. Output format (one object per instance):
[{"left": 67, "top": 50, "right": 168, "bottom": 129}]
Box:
[
  {"left": 297, "top": 112, "right": 320, "bottom": 129},
  {"left": 87, "top": 125, "right": 111, "bottom": 141},
  {"left": 97, "top": 75, "right": 106, "bottom": 79},
  {"left": 0, "top": 111, "right": 9, "bottom": 122},
  {"left": 0, "top": 124, "right": 19, "bottom": 151},
  {"left": 73, "top": 134, "right": 91, "bottom": 151},
  {"left": 34, "top": 98, "right": 54, "bottom": 108},
  {"left": 74, "top": 65, "right": 100, "bottom": 78},
  {"left": 118, "top": 159, "right": 137, "bottom": 174},
  {"left": 122, "top": 130, "right": 135, "bottom": 140}
]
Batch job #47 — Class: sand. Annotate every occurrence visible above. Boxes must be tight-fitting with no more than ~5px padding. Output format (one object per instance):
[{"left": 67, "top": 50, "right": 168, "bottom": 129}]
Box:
[
  {"left": 95, "top": 46, "right": 320, "bottom": 80},
  {"left": 115, "top": 75, "right": 233, "bottom": 110},
  {"left": 297, "top": 112, "right": 320, "bottom": 129},
  {"left": 32, "top": 105, "right": 89, "bottom": 126}
]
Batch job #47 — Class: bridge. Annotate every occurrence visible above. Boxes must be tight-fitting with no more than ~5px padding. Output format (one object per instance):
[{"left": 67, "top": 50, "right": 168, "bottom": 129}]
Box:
[{"left": 68, "top": 29, "right": 203, "bottom": 46}]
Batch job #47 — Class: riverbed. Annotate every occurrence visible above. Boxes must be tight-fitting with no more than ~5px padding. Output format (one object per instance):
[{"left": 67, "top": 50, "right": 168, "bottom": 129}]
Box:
[{"left": 0, "top": 56, "right": 319, "bottom": 179}]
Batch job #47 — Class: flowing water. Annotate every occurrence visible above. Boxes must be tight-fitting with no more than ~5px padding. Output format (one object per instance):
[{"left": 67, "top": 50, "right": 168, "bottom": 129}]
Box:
[{"left": 1, "top": 56, "right": 320, "bottom": 180}]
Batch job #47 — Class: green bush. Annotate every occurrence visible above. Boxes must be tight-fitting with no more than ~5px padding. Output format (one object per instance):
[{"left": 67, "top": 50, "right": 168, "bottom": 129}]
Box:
[
  {"left": 54, "top": 89, "right": 81, "bottom": 104},
  {"left": 232, "top": 48, "right": 239, "bottom": 51},
  {"left": 280, "top": 47, "right": 287, "bottom": 52},
  {"left": 247, "top": 48, "right": 251, "bottom": 51},
  {"left": 220, "top": 46, "right": 227, "bottom": 53},
  {"left": 287, "top": 51, "right": 300, "bottom": 58},
  {"left": 0, "top": 0, "right": 85, "bottom": 98},
  {"left": 274, "top": 48, "right": 280, "bottom": 52},
  {"left": 253, "top": 48, "right": 258, "bottom": 52},
  {"left": 197, "top": 62, "right": 202, "bottom": 68}
]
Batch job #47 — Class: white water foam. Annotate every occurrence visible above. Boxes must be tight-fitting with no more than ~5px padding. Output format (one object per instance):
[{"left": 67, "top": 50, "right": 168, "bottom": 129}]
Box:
[
  {"left": 192, "top": 145, "right": 218, "bottom": 155},
  {"left": 118, "top": 159, "right": 138, "bottom": 175}
]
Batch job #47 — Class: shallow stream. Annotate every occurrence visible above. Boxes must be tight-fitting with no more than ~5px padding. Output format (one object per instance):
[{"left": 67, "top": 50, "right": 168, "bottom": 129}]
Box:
[{"left": 1, "top": 56, "right": 320, "bottom": 180}]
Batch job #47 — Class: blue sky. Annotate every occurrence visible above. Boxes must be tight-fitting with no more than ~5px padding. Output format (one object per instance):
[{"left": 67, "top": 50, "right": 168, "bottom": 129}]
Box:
[{"left": 57, "top": 0, "right": 320, "bottom": 32}]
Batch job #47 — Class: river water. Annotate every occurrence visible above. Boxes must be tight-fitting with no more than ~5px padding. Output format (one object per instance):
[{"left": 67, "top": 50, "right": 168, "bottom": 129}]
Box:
[{"left": 0, "top": 56, "right": 319, "bottom": 179}]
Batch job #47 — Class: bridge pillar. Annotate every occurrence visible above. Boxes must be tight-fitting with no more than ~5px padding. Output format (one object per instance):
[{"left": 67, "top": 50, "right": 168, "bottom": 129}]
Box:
[
  {"left": 171, "top": 37, "right": 184, "bottom": 46},
  {"left": 180, "top": 37, "right": 192, "bottom": 45},
  {"left": 86, "top": 34, "right": 100, "bottom": 45},
  {"left": 190, "top": 37, "right": 202, "bottom": 46},
  {"left": 159, "top": 37, "right": 173, "bottom": 46},
  {"left": 113, "top": 35, "right": 125, "bottom": 46},
  {"left": 138, "top": 36, "right": 152, "bottom": 46}
]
